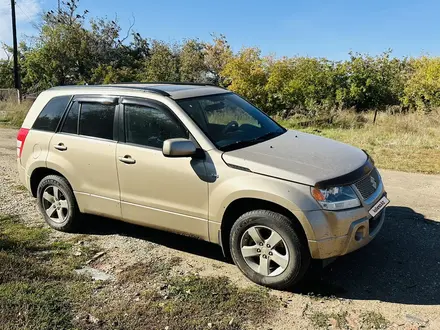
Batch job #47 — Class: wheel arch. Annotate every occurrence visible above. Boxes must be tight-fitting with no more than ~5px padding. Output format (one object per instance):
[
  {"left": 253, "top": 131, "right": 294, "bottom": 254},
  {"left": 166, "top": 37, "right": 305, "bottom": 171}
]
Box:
[
  {"left": 218, "top": 197, "right": 311, "bottom": 260},
  {"left": 30, "top": 167, "right": 72, "bottom": 197}
]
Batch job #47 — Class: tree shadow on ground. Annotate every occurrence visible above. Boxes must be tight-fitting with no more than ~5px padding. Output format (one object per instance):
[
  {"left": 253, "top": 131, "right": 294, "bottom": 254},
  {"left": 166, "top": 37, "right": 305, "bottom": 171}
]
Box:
[{"left": 78, "top": 205, "right": 439, "bottom": 305}]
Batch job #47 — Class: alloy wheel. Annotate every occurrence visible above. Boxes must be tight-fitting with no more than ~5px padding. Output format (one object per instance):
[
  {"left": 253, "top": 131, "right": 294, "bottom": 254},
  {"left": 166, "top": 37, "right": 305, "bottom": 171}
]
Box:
[
  {"left": 240, "top": 225, "right": 290, "bottom": 277},
  {"left": 41, "top": 185, "right": 69, "bottom": 223}
]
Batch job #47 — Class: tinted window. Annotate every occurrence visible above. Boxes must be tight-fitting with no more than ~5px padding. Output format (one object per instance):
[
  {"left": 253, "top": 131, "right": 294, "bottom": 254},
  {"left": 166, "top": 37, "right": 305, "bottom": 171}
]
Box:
[
  {"left": 60, "top": 101, "right": 79, "bottom": 134},
  {"left": 33, "top": 95, "right": 71, "bottom": 132},
  {"left": 125, "top": 104, "right": 188, "bottom": 148},
  {"left": 79, "top": 103, "right": 115, "bottom": 140}
]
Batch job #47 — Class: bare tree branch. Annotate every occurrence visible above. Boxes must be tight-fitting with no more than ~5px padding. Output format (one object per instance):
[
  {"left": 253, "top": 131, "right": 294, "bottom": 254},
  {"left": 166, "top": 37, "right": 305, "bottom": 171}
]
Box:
[{"left": 119, "top": 14, "right": 135, "bottom": 45}]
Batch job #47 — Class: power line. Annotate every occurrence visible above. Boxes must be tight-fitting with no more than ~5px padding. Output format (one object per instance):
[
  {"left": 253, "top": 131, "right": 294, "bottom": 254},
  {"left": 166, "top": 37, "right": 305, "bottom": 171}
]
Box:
[{"left": 15, "top": 2, "right": 34, "bottom": 24}]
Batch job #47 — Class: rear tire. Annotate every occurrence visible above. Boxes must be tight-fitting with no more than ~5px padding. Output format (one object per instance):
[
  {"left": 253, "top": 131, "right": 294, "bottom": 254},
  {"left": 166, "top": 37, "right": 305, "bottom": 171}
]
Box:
[
  {"left": 230, "top": 210, "right": 310, "bottom": 290},
  {"left": 36, "top": 175, "right": 80, "bottom": 232}
]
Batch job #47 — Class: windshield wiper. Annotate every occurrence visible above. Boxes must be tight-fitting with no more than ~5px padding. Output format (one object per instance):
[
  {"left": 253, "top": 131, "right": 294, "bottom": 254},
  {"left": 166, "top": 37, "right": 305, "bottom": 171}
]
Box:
[
  {"left": 252, "top": 130, "right": 282, "bottom": 143},
  {"left": 222, "top": 130, "right": 284, "bottom": 152}
]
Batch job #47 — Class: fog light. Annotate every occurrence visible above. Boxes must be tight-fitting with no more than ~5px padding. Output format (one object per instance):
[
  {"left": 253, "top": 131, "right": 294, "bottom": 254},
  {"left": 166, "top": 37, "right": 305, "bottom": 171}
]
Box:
[{"left": 355, "top": 226, "right": 366, "bottom": 241}]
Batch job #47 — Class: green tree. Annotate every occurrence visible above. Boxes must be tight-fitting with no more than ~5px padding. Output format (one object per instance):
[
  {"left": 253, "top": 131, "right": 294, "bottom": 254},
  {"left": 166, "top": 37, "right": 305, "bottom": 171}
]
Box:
[
  {"left": 204, "top": 34, "right": 233, "bottom": 86},
  {"left": 179, "top": 39, "right": 207, "bottom": 82},
  {"left": 403, "top": 56, "right": 440, "bottom": 112},
  {"left": 141, "top": 40, "right": 179, "bottom": 82},
  {"left": 22, "top": 0, "right": 93, "bottom": 90},
  {"left": 339, "top": 51, "right": 404, "bottom": 110},
  {"left": 222, "top": 47, "right": 269, "bottom": 110},
  {"left": 266, "top": 57, "right": 338, "bottom": 116},
  {"left": 0, "top": 57, "right": 13, "bottom": 89}
]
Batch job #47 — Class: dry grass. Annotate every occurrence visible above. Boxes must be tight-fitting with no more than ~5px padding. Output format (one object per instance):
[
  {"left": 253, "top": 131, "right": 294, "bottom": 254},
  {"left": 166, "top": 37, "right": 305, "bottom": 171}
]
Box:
[
  {"left": 0, "top": 100, "right": 33, "bottom": 128},
  {"left": 278, "top": 110, "right": 440, "bottom": 174}
]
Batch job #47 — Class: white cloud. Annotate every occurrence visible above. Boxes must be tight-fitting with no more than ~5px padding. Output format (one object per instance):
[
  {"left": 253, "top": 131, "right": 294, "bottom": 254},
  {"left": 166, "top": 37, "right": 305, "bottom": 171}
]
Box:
[{"left": 0, "top": 0, "right": 41, "bottom": 57}]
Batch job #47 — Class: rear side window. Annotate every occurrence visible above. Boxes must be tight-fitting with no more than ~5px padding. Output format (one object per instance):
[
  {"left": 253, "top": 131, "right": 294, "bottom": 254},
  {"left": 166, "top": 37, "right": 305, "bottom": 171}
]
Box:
[
  {"left": 32, "top": 95, "right": 71, "bottom": 132},
  {"left": 79, "top": 103, "right": 115, "bottom": 140},
  {"left": 60, "top": 101, "right": 79, "bottom": 134}
]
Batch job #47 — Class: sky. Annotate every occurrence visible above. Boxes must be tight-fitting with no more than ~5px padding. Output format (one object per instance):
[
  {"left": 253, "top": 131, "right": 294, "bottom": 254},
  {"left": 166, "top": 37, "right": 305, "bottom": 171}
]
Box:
[{"left": 0, "top": 0, "right": 439, "bottom": 60}]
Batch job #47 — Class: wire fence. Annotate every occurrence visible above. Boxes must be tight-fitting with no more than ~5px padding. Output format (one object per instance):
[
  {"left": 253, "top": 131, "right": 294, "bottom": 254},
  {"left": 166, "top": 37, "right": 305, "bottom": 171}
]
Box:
[
  {"left": 0, "top": 89, "right": 19, "bottom": 103},
  {"left": 0, "top": 89, "right": 38, "bottom": 106}
]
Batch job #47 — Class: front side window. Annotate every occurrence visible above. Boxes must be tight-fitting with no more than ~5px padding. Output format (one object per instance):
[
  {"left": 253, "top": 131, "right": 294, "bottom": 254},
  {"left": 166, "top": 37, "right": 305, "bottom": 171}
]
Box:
[
  {"left": 79, "top": 103, "right": 115, "bottom": 140},
  {"left": 177, "top": 93, "right": 285, "bottom": 151},
  {"left": 125, "top": 104, "right": 188, "bottom": 149},
  {"left": 32, "top": 95, "right": 71, "bottom": 132}
]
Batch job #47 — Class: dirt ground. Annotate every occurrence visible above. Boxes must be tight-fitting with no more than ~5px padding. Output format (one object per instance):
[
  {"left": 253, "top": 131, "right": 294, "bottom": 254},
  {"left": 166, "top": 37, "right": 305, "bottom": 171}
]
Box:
[{"left": 1, "top": 127, "right": 439, "bottom": 329}]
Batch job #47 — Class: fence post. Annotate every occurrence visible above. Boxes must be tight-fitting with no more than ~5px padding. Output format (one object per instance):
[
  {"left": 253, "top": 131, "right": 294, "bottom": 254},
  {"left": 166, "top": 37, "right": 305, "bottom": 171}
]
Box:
[{"left": 17, "top": 88, "right": 22, "bottom": 104}]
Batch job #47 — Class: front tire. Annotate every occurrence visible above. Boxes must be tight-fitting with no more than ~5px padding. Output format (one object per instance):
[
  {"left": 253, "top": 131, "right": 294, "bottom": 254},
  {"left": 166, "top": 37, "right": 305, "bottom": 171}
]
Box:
[
  {"left": 36, "top": 175, "right": 80, "bottom": 232},
  {"left": 230, "top": 210, "right": 310, "bottom": 290}
]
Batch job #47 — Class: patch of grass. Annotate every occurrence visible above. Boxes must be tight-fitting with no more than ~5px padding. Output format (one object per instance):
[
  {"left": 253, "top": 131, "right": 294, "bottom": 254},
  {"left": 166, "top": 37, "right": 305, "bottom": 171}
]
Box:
[
  {"left": 0, "top": 282, "right": 76, "bottom": 330},
  {"left": 0, "top": 215, "right": 49, "bottom": 251},
  {"left": 118, "top": 256, "right": 182, "bottom": 282},
  {"left": 113, "top": 258, "right": 276, "bottom": 329},
  {"left": 0, "top": 100, "right": 32, "bottom": 128},
  {"left": 309, "top": 311, "right": 348, "bottom": 329},
  {"left": 14, "top": 184, "right": 28, "bottom": 192},
  {"left": 86, "top": 275, "right": 275, "bottom": 330},
  {"left": 0, "top": 215, "right": 94, "bottom": 330},
  {"left": 279, "top": 110, "right": 440, "bottom": 174},
  {"left": 1, "top": 215, "right": 277, "bottom": 330},
  {"left": 310, "top": 311, "right": 330, "bottom": 328},
  {"left": 361, "top": 311, "right": 389, "bottom": 329}
]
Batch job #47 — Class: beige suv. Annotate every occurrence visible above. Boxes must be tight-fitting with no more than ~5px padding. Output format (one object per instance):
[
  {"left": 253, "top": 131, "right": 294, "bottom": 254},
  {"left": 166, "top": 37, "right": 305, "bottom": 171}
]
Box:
[{"left": 17, "top": 84, "right": 389, "bottom": 289}]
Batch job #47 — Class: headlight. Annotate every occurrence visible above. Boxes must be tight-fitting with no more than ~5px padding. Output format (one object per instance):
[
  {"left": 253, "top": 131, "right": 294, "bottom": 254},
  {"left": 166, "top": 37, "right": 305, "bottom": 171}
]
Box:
[{"left": 311, "top": 186, "right": 360, "bottom": 210}]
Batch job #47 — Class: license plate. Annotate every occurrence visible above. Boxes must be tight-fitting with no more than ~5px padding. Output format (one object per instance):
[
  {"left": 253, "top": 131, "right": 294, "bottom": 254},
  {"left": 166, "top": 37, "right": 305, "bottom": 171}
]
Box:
[{"left": 369, "top": 196, "right": 390, "bottom": 217}]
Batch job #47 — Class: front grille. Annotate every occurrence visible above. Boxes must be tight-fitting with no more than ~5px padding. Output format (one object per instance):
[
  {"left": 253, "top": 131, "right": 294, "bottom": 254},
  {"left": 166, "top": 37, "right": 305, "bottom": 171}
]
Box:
[{"left": 354, "top": 168, "right": 380, "bottom": 199}]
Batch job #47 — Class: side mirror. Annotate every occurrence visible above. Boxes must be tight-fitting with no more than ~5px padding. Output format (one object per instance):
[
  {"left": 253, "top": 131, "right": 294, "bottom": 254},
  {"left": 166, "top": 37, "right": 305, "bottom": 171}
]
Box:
[{"left": 163, "top": 138, "right": 197, "bottom": 158}]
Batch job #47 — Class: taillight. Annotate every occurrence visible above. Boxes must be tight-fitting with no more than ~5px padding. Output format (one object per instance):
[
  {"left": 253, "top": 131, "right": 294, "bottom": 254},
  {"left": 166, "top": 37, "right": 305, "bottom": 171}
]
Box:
[{"left": 17, "top": 128, "right": 29, "bottom": 158}]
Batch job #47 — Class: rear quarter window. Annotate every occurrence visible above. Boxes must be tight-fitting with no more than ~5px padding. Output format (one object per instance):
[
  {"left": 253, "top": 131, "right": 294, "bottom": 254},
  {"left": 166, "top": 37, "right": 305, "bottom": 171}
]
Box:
[{"left": 32, "top": 95, "right": 71, "bottom": 132}]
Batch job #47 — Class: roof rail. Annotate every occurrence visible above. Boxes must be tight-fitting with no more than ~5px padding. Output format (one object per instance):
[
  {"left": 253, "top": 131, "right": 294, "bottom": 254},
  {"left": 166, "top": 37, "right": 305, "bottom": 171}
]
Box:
[
  {"left": 102, "top": 84, "right": 171, "bottom": 96},
  {"left": 49, "top": 85, "right": 171, "bottom": 97},
  {"left": 144, "top": 81, "right": 220, "bottom": 87}
]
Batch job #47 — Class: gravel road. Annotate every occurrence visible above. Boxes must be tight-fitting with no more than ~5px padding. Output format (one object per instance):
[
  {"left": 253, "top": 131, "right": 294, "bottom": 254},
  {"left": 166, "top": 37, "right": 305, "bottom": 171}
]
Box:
[{"left": 1, "top": 127, "right": 439, "bottom": 329}]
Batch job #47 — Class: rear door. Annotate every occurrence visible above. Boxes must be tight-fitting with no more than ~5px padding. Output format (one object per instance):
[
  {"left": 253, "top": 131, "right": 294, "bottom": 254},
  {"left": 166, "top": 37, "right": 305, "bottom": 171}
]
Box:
[
  {"left": 20, "top": 95, "right": 72, "bottom": 172},
  {"left": 46, "top": 95, "right": 121, "bottom": 219},
  {"left": 115, "top": 97, "right": 209, "bottom": 240}
]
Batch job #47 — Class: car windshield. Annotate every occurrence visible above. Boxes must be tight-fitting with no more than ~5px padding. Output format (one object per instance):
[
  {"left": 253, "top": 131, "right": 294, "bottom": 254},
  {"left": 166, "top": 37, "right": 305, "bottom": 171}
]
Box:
[{"left": 177, "top": 93, "right": 286, "bottom": 151}]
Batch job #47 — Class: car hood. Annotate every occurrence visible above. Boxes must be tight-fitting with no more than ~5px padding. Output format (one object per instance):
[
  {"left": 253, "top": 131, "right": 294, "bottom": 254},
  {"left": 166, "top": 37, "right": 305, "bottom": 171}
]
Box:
[{"left": 221, "top": 130, "right": 367, "bottom": 186}]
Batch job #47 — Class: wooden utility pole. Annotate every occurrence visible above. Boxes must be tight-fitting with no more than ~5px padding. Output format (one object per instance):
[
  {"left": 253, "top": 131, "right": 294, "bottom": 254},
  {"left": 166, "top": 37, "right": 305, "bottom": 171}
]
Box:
[{"left": 10, "top": 0, "right": 22, "bottom": 103}]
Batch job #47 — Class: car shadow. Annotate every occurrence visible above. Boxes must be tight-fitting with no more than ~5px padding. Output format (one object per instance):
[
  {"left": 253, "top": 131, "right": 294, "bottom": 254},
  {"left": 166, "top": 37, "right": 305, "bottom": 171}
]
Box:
[
  {"left": 78, "top": 205, "right": 439, "bottom": 305},
  {"left": 78, "top": 214, "right": 226, "bottom": 262},
  {"left": 296, "top": 206, "right": 440, "bottom": 305}
]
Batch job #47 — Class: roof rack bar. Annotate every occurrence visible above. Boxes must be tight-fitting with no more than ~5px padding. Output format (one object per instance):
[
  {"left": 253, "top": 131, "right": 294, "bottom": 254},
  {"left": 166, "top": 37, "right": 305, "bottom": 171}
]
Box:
[
  {"left": 143, "top": 81, "right": 228, "bottom": 89},
  {"left": 49, "top": 84, "right": 171, "bottom": 97},
  {"left": 97, "top": 84, "right": 171, "bottom": 96},
  {"left": 144, "top": 81, "right": 217, "bottom": 87}
]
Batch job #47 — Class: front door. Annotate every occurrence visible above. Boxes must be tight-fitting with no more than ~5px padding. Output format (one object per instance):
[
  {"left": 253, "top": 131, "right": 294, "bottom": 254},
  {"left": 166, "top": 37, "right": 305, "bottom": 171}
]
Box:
[{"left": 115, "top": 98, "right": 209, "bottom": 240}]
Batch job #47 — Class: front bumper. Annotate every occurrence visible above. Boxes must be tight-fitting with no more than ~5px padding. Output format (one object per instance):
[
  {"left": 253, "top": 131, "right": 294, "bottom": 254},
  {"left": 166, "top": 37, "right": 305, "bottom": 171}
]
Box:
[
  {"left": 306, "top": 165, "right": 387, "bottom": 259},
  {"left": 308, "top": 208, "right": 386, "bottom": 259}
]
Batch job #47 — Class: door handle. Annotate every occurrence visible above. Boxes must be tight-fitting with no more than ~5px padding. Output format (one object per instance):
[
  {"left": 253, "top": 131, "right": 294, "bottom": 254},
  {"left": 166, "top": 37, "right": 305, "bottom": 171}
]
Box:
[
  {"left": 118, "top": 155, "right": 136, "bottom": 164},
  {"left": 54, "top": 143, "right": 67, "bottom": 151}
]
